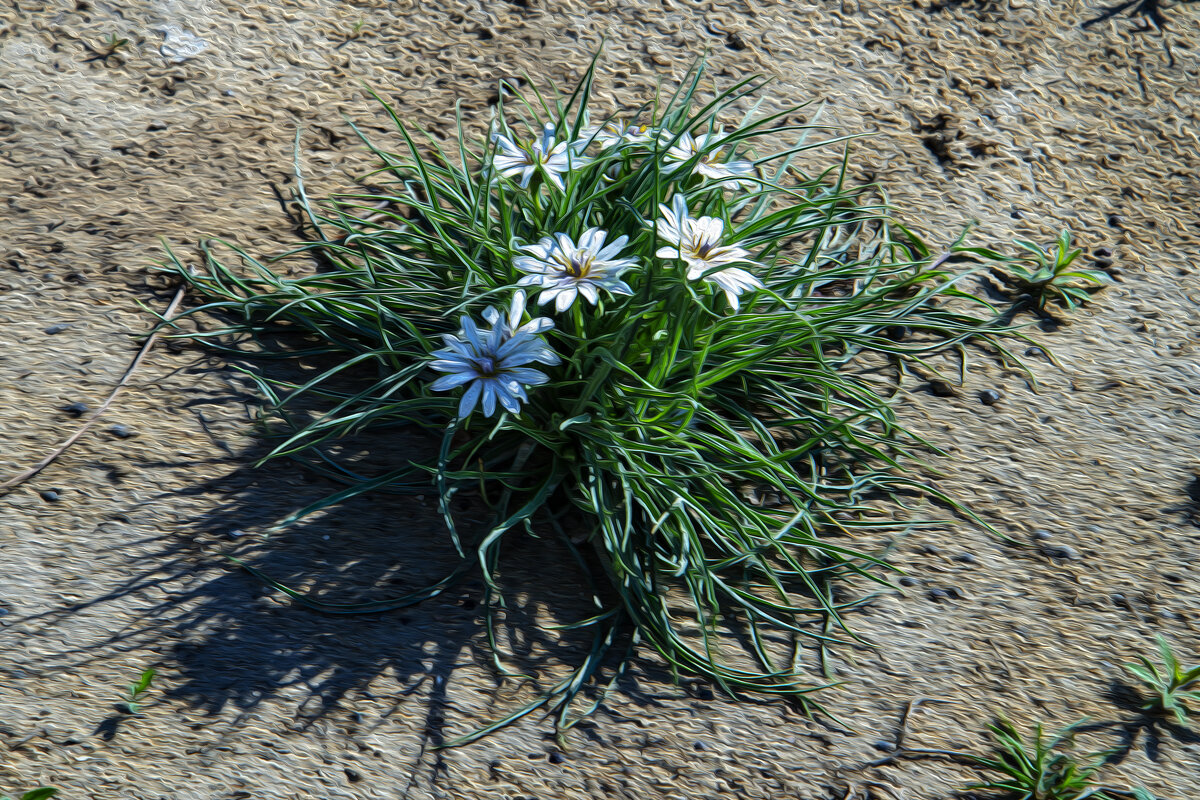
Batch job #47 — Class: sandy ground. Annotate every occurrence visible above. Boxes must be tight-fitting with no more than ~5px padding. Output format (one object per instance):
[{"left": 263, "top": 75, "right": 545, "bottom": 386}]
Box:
[{"left": 2, "top": 0, "right": 1199, "bottom": 798}]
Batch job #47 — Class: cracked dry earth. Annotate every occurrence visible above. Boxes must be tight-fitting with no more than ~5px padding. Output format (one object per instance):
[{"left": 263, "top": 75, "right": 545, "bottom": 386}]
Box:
[{"left": 2, "top": 0, "right": 1199, "bottom": 798}]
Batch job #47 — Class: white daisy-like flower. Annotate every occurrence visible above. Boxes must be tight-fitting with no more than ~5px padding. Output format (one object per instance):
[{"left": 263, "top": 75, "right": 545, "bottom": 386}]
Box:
[
  {"left": 514, "top": 228, "right": 637, "bottom": 313},
  {"left": 429, "top": 290, "right": 561, "bottom": 419},
  {"left": 491, "top": 123, "right": 586, "bottom": 191},
  {"left": 664, "top": 130, "right": 756, "bottom": 186},
  {"left": 583, "top": 120, "right": 662, "bottom": 151},
  {"left": 655, "top": 194, "right": 763, "bottom": 311}
]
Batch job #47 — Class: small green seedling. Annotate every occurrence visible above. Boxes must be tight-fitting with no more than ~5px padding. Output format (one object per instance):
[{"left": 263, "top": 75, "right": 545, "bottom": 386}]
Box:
[
  {"left": 101, "top": 33, "right": 129, "bottom": 53},
  {"left": 1125, "top": 635, "right": 1200, "bottom": 726},
  {"left": 84, "top": 33, "right": 130, "bottom": 63},
  {"left": 995, "top": 230, "right": 1111, "bottom": 310},
  {"left": 966, "top": 717, "right": 1115, "bottom": 800},
  {"left": 1, "top": 789, "right": 59, "bottom": 800},
  {"left": 120, "top": 667, "right": 156, "bottom": 714}
]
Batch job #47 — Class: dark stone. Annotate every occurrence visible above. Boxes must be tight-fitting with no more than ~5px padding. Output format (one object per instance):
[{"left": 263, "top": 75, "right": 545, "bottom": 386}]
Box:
[
  {"left": 548, "top": 750, "right": 566, "bottom": 764},
  {"left": 927, "top": 588, "right": 951, "bottom": 601},
  {"left": 1093, "top": 247, "right": 1113, "bottom": 257},
  {"left": 44, "top": 323, "right": 69, "bottom": 334},
  {"left": 343, "top": 768, "right": 361, "bottom": 783},
  {"left": 898, "top": 576, "right": 919, "bottom": 587},
  {"left": 1107, "top": 214, "right": 1124, "bottom": 227},
  {"left": 885, "top": 325, "right": 909, "bottom": 341},
  {"left": 872, "top": 740, "right": 896, "bottom": 752},
  {"left": 1041, "top": 543, "right": 1081, "bottom": 561},
  {"left": 953, "top": 553, "right": 979, "bottom": 564},
  {"left": 929, "top": 380, "right": 957, "bottom": 397},
  {"left": 1024, "top": 347, "right": 1046, "bottom": 358},
  {"left": 62, "top": 402, "right": 89, "bottom": 417},
  {"left": 1093, "top": 257, "right": 1114, "bottom": 268},
  {"left": 979, "top": 389, "right": 1002, "bottom": 405},
  {"left": 109, "top": 423, "right": 132, "bottom": 438},
  {"left": 39, "top": 489, "right": 61, "bottom": 502}
]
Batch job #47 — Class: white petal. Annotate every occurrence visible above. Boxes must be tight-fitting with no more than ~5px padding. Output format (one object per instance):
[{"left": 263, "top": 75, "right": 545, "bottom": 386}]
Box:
[
  {"left": 596, "top": 234, "right": 628, "bottom": 260},
  {"left": 554, "top": 287, "right": 578, "bottom": 312},
  {"left": 543, "top": 168, "right": 566, "bottom": 191}
]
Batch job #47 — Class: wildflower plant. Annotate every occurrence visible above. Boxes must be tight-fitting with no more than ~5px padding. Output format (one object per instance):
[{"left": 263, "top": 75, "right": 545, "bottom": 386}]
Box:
[
  {"left": 164, "top": 55, "right": 1041, "bottom": 742},
  {"left": 988, "top": 230, "right": 1111, "bottom": 311},
  {"left": 1124, "top": 635, "right": 1200, "bottom": 726},
  {"left": 966, "top": 718, "right": 1117, "bottom": 800}
]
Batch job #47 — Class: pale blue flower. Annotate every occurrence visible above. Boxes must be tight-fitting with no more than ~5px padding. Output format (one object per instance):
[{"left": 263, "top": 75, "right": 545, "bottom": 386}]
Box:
[
  {"left": 429, "top": 291, "right": 560, "bottom": 418},
  {"left": 514, "top": 228, "right": 637, "bottom": 312}
]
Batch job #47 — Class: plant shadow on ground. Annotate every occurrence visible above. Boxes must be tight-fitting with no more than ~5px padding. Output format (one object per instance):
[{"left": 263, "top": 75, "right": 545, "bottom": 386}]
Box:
[
  {"left": 11, "top": 356, "right": 691, "bottom": 767},
  {"left": 1075, "top": 680, "right": 1200, "bottom": 765}
]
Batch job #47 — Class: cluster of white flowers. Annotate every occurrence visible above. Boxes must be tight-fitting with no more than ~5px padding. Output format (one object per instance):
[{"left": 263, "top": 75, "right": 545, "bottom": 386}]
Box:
[
  {"left": 433, "top": 122, "right": 768, "bottom": 419},
  {"left": 491, "top": 122, "right": 756, "bottom": 190}
]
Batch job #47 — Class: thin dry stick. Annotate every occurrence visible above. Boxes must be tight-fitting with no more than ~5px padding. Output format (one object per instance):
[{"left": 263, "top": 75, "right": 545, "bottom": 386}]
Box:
[{"left": 0, "top": 285, "right": 186, "bottom": 493}]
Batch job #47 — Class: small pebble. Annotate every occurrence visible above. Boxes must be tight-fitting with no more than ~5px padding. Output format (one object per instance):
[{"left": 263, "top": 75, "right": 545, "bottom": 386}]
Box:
[
  {"left": 44, "top": 323, "right": 69, "bottom": 334},
  {"left": 1093, "top": 247, "right": 1113, "bottom": 257},
  {"left": 109, "top": 423, "right": 132, "bottom": 438},
  {"left": 1024, "top": 346, "right": 1046, "bottom": 358},
  {"left": 62, "top": 402, "right": 89, "bottom": 417},
  {"left": 693, "top": 739, "right": 711, "bottom": 751},
  {"left": 1041, "top": 543, "right": 1081, "bottom": 561},
  {"left": 39, "top": 489, "right": 61, "bottom": 502},
  {"left": 898, "top": 576, "right": 919, "bottom": 587},
  {"left": 953, "top": 553, "right": 979, "bottom": 565},
  {"left": 1093, "top": 257, "right": 1114, "bottom": 268},
  {"left": 927, "top": 588, "right": 951, "bottom": 601},
  {"left": 548, "top": 751, "right": 565, "bottom": 764},
  {"left": 1107, "top": 214, "right": 1124, "bottom": 227},
  {"left": 979, "top": 389, "right": 1002, "bottom": 406},
  {"left": 885, "top": 325, "right": 909, "bottom": 341},
  {"left": 343, "top": 768, "right": 361, "bottom": 783},
  {"left": 872, "top": 740, "right": 896, "bottom": 753},
  {"left": 929, "top": 380, "right": 957, "bottom": 397}
]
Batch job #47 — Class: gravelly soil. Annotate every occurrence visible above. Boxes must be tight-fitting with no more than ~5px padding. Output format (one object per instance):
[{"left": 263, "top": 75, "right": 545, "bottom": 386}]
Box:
[{"left": 1, "top": 1, "right": 1199, "bottom": 798}]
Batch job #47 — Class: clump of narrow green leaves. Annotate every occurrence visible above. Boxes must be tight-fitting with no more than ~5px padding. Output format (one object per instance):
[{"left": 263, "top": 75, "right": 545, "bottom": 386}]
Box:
[
  {"left": 989, "top": 230, "right": 1111, "bottom": 311},
  {"left": 966, "top": 718, "right": 1116, "bottom": 800},
  {"left": 0, "top": 789, "right": 58, "bottom": 800},
  {"left": 164, "top": 54, "right": 1043, "bottom": 742},
  {"left": 120, "top": 668, "right": 156, "bottom": 715},
  {"left": 1125, "top": 635, "right": 1200, "bottom": 726}
]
